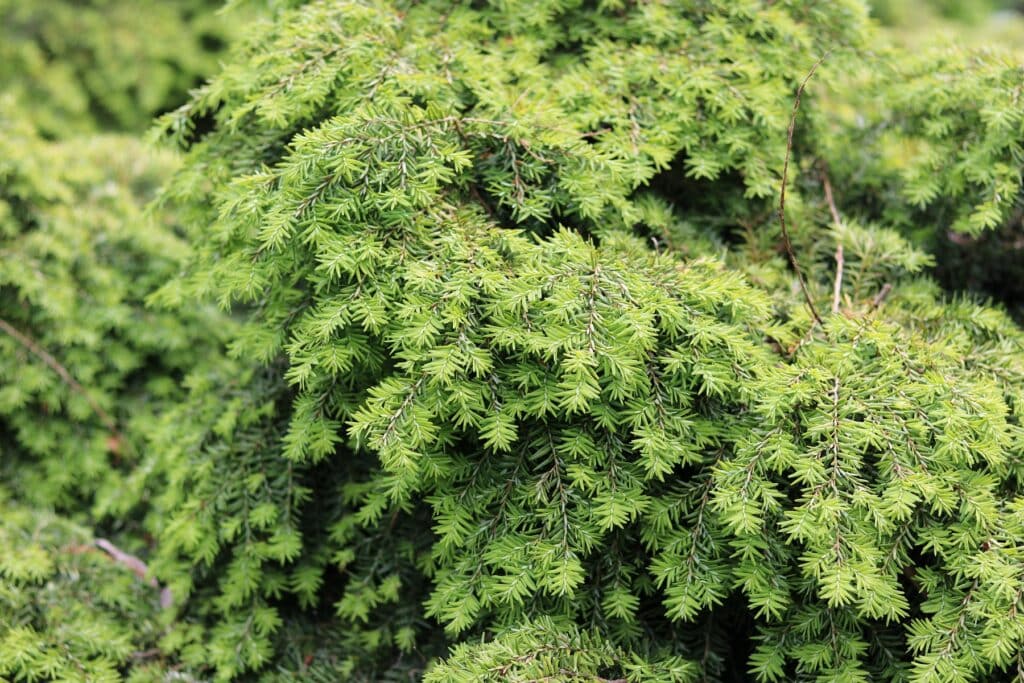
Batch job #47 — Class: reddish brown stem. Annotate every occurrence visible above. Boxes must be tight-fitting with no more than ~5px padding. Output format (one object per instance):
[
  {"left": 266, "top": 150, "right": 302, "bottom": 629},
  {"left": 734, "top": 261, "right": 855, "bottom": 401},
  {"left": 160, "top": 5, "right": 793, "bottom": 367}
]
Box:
[
  {"left": 0, "top": 317, "right": 122, "bottom": 440},
  {"left": 778, "top": 53, "right": 831, "bottom": 326}
]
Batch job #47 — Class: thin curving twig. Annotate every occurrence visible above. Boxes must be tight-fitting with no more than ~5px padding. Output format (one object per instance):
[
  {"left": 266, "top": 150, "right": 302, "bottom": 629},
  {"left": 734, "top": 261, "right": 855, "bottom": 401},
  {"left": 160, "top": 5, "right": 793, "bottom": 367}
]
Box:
[
  {"left": 778, "top": 53, "right": 831, "bottom": 326},
  {"left": 0, "top": 317, "right": 122, "bottom": 438}
]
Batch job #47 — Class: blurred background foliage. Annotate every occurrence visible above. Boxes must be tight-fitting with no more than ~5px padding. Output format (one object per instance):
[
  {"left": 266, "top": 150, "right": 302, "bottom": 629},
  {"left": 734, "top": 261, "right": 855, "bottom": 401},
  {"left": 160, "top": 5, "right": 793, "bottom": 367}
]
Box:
[
  {"left": 0, "top": 5, "right": 245, "bottom": 679},
  {"left": 866, "top": 0, "right": 1024, "bottom": 314},
  {"left": 871, "top": 0, "right": 1024, "bottom": 37},
  {"left": 0, "top": 0, "right": 246, "bottom": 135}
]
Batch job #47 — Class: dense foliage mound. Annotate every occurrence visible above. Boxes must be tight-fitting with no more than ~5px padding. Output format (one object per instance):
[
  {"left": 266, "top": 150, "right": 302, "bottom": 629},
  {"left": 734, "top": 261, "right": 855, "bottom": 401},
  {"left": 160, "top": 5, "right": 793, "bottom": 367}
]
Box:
[{"left": 3, "top": 1, "right": 1024, "bottom": 682}]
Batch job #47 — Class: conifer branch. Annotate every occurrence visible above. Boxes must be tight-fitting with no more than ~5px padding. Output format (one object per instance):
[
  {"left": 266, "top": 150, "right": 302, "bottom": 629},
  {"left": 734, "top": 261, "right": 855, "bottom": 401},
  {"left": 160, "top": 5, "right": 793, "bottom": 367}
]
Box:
[
  {"left": 778, "top": 53, "right": 830, "bottom": 326},
  {"left": 10, "top": 2, "right": 1024, "bottom": 680}
]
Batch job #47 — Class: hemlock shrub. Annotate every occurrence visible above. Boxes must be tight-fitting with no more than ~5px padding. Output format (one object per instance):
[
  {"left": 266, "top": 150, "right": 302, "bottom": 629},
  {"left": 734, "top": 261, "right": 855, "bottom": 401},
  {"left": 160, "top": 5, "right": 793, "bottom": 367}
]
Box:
[
  {"left": 3, "top": 1, "right": 1024, "bottom": 682},
  {"left": 135, "top": 0, "right": 1024, "bottom": 681}
]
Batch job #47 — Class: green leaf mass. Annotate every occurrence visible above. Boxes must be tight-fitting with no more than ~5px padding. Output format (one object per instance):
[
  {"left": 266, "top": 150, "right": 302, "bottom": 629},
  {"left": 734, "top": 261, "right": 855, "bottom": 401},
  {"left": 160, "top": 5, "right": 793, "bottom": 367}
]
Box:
[{"left": 3, "top": 1, "right": 1024, "bottom": 682}]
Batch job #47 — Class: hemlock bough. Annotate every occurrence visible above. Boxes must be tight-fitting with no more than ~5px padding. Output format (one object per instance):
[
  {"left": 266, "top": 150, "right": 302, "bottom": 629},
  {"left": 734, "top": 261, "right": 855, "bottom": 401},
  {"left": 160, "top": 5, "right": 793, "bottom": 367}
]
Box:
[{"left": 2, "top": 1, "right": 1024, "bottom": 681}]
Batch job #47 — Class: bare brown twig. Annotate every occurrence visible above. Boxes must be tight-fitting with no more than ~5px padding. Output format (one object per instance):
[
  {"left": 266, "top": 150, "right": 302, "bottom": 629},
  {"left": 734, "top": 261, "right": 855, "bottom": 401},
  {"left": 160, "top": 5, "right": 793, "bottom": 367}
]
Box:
[
  {"left": 95, "top": 538, "right": 173, "bottom": 608},
  {"left": 95, "top": 538, "right": 154, "bottom": 582},
  {"left": 0, "top": 317, "right": 124, "bottom": 442},
  {"left": 871, "top": 283, "right": 893, "bottom": 310},
  {"left": 832, "top": 243, "right": 844, "bottom": 314},
  {"left": 778, "top": 52, "right": 831, "bottom": 326},
  {"left": 821, "top": 169, "right": 843, "bottom": 229}
]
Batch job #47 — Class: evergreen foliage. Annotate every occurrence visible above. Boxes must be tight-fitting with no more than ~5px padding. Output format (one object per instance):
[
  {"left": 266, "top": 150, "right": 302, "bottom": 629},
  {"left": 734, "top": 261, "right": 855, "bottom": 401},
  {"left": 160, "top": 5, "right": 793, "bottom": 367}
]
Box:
[
  {"left": 817, "top": 46, "right": 1024, "bottom": 238},
  {"left": 425, "top": 618, "right": 697, "bottom": 682},
  {"left": 0, "top": 493, "right": 165, "bottom": 683},
  {"left": 869, "top": 0, "right": 1015, "bottom": 26},
  {"left": 137, "top": 0, "right": 1024, "bottom": 680},
  {"left": 4, "top": 1, "right": 1024, "bottom": 682}
]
